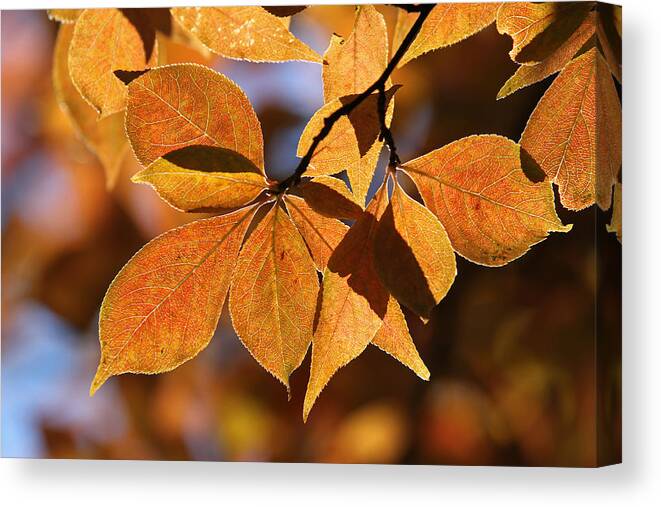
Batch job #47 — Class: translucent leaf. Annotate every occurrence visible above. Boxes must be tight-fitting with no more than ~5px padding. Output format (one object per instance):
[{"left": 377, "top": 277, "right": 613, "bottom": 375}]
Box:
[
  {"left": 47, "top": 9, "right": 81, "bottom": 23},
  {"left": 296, "top": 176, "right": 363, "bottom": 220}
]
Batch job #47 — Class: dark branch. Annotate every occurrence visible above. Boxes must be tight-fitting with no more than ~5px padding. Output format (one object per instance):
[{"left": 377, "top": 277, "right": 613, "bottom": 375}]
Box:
[{"left": 276, "top": 3, "right": 433, "bottom": 193}]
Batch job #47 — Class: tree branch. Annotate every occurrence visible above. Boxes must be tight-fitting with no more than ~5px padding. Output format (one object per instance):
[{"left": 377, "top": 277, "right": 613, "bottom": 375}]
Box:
[{"left": 276, "top": 3, "right": 433, "bottom": 193}]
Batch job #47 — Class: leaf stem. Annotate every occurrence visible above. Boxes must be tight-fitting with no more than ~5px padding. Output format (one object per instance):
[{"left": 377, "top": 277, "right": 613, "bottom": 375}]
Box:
[{"left": 276, "top": 3, "right": 433, "bottom": 193}]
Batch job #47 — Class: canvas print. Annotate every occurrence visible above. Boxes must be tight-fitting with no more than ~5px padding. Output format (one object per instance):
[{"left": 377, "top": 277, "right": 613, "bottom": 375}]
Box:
[{"left": 1, "top": 2, "right": 621, "bottom": 466}]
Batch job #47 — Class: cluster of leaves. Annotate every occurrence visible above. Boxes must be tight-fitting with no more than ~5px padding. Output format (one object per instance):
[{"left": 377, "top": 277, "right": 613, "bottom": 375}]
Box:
[{"left": 49, "top": 3, "right": 621, "bottom": 420}]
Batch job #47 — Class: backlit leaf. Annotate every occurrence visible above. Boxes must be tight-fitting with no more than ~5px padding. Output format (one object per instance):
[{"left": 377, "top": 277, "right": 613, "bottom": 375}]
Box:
[
  {"left": 48, "top": 9, "right": 81, "bottom": 23},
  {"left": 229, "top": 202, "right": 318, "bottom": 390},
  {"left": 91, "top": 206, "right": 256, "bottom": 395},
  {"left": 304, "top": 185, "right": 389, "bottom": 421},
  {"left": 69, "top": 9, "right": 159, "bottom": 118},
  {"left": 125, "top": 63, "right": 264, "bottom": 171},
  {"left": 497, "top": 12, "right": 597, "bottom": 99},
  {"left": 403, "top": 135, "right": 571, "bottom": 266},
  {"left": 607, "top": 182, "right": 621, "bottom": 242},
  {"left": 520, "top": 48, "right": 621, "bottom": 211},
  {"left": 396, "top": 3, "right": 498, "bottom": 68},
  {"left": 373, "top": 180, "right": 456, "bottom": 318},
  {"left": 296, "top": 176, "right": 363, "bottom": 220},
  {"left": 171, "top": 6, "right": 322, "bottom": 63},
  {"left": 53, "top": 24, "right": 128, "bottom": 188},
  {"left": 284, "top": 195, "right": 348, "bottom": 271},
  {"left": 132, "top": 146, "right": 267, "bottom": 212}
]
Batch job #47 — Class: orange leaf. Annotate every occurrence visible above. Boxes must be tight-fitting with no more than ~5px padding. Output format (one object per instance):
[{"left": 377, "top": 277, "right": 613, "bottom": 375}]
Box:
[
  {"left": 304, "top": 185, "right": 390, "bottom": 421},
  {"left": 125, "top": 63, "right": 264, "bottom": 171},
  {"left": 520, "top": 48, "right": 621, "bottom": 211},
  {"left": 396, "top": 3, "right": 498, "bottom": 68},
  {"left": 373, "top": 179, "right": 456, "bottom": 318},
  {"left": 296, "top": 176, "right": 363, "bottom": 220},
  {"left": 132, "top": 146, "right": 267, "bottom": 212},
  {"left": 229, "top": 202, "right": 319, "bottom": 390},
  {"left": 497, "top": 11, "right": 597, "bottom": 99},
  {"left": 607, "top": 182, "right": 621, "bottom": 242},
  {"left": 171, "top": 6, "right": 321, "bottom": 63},
  {"left": 284, "top": 195, "right": 348, "bottom": 271},
  {"left": 69, "top": 9, "right": 158, "bottom": 118},
  {"left": 48, "top": 9, "right": 80, "bottom": 23},
  {"left": 403, "top": 135, "right": 571, "bottom": 266},
  {"left": 91, "top": 206, "right": 256, "bottom": 395},
  {"left": 53, "top": 24, "right": 128, "bottom": 188}
]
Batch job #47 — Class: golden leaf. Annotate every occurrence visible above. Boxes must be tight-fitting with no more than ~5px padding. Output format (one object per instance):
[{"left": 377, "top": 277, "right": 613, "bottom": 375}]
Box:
[
  {"left": 47, "top": 9, "right": 81, "bottom": 23},
  {"left": 373, "top": 179, "right": 456, "bottom": 318},
  {"left": 229, "top": 202, "right": 319, "bottom": 390},
  {"left": 304, "top": 185, "right": 390, "bottom": 421},
  {"left": 125, "top": 63, "right": 264, "bottom": 171},
  {"left": 607, "top": 182, "right": 622, "bottom": 242},
  {"left": 91, "top": 206, "right": 256, "bottom": 395},
  {"left": 296, "top": 176, "right": 363, "bottom": 220},
  {"left": 497, "top": 11, "right": 597, "bottom": 99},
  {"left": 520, "top": 48, "right": 621, "bottom": 211},
  {"left": 53, "top": 24, "right": 128, "bottom": 188},
  {"left": 403, "top": 135, "right": 571, "bottom": 266},
  {"left": 284, "top": 195, "right": 348, "bottom": 271},
  {"left": 69, "top": 9, "right": 159, "bottom": 118},
  {"left": 171, "top": 6, "right": 321, "bottom": 63},
  {"left": 397, "top": 3, "right": 498, "bottom": 68}
]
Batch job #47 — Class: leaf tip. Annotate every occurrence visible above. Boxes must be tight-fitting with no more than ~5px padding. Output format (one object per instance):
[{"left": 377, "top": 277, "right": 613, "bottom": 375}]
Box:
[{"left": 89, "top": 367, "right": 109, "bottom": 397}]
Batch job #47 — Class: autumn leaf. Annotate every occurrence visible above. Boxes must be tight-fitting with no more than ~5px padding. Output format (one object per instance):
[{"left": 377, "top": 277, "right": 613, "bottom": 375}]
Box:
[
  {"left": 497, "top": 2, "right": 592, "bottom": 65},
  {"left": 229, "top": 202, "right": 319, "bottom": 390},
  {"left": 521, "top": 48, "right": 621, "bottom": 211},
  {"left": 48, "top": 9, "right": 80, "bottom": 23},
  {"left": 607, "top": 182, "right": 621, "bottom": 242},
  {"left": 284, "top": 195, "right": 348, "bottom": 271},
  {"left": 373, "top": 179, "right": 456, "bottom": 318},
  {"left": 403, "top": 135, "right": 571, "bottom": 267},
  {"left": 171, "top": 6, "right": 321, "bottom": 63},
  {"left": 132, "top": 146, "right": 267, "bottom": 212},
  {"left": 296, "top": 176, "right": 363, "bottom": 220},
  {"left": 304, "top": 185, "right": 390, "bottom": 420},
  {"left": 69, "top": 9, "right": 159, "bottom": 118},
  {"left": 497, "top": 11, "right": 597, "bottom": 99},
  {"left": 53, "top": 24, "right": 128, "bottom": 188},
  {"left": 91, "top": 206, "right": 256, "bottom": 395},
  {"left": 395, "top": 3, "right": 498, "bottom": 68},
  {"left": 596, "top": 12, "right": 622, "bottom": 82},
  {"left": 125, "top": 63, "right": 264, "bottom": 171}
]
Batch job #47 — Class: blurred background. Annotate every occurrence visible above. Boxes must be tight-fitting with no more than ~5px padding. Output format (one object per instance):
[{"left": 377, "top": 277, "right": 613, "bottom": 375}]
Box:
[{"left": 1, "top": 5, "right": 621, "bottom": 465}]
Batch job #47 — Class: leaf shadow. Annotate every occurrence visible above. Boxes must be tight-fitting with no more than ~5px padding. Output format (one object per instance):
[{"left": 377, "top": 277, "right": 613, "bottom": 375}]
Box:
[
  {"left": 162, "top": 145, "right": 263, "bottom": 175},
  {"left": 520, "top": 147, "right": 547, "bottom": 183}
]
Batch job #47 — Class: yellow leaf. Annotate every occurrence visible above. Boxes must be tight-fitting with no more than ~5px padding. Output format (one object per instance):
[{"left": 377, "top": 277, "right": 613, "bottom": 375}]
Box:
[
  {"left": 304, "top": 185, "right": 390, "bottom": 421},
  {"left": 521, "top": 48, "right": 621, "bottom": 211},
  {"left": 397, "top": 3, "right": 498, "bottom": 68},
  {"left": 284, "top": 195, "right": 348, "bottom": 271},
  {"left": 53, "top": 24, "right": 128, "bottom": 188},
  {"left": 497, "top": 2, "right": 591, "bottom": 65},
  {"left": 296, "top": 176, "right": 363, "bottom": 220},
  {"left": 607, "top": 182, "right": 622, "bottom": 242},
  {"left": 372, "top": 297, "right": 430, "bottom": 381},
  {"left": 171, "top": 6, "right": 321, "bottom": 63},
  {"left": 132, "top": 146, "right": 267, "bottom": 212},
  {"left": 497, "top": 11, "right": 597, "bottom": 99},
  {"left": 373, "top": 179, "right": 456, "bottom": 318},
  {"left": 229, "top": 202, "right": 319, "bottom": 390},
  {"left": 91, "top": 206, "right": 257, "bottom": 395},
  {"left": 47, "top": 9, "right": 81, "bottom": 23},
  {"left": 69, "top": 9, "right": 159, "bottom": 118},
  {"left": 403, "top": 135, "right": 571, "bottom": 267},
  {"left": 125, "top": 63, "right": 264, "bottom": 171}
]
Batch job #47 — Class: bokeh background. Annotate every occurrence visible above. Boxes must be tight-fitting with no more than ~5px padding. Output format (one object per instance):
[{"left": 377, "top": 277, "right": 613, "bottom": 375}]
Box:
[{"left": 1, "top": 5, "right": 621, "bottom": 465}]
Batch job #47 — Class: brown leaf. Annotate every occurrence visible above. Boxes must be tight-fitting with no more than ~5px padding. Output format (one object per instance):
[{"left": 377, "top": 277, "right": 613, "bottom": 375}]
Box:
[
  {"left": 397, "top": 3, "right": 498, "bottom": 68},
  {"left": 171, "top": 6, "right": 321, "bottom": 63},
  {"left": 606, "top": 182, "right": 621, "bottom": 242},
  {"left": 132, "top": 145, "right": 267, "bottom": 212},
  {"left": 53, "top": 24, "right": 128, "bottom": 188},
  {"left": 403, "top": 135, "right": 571, "bottom": 266},
  {"left": 296, "top": 176, "right": 363, "bottom": 220},
  {"left": 91, "top": 206, "right": 256, "bottom": 395},
  {"left": 229, "top": 202, "right": 319, "bottom": 390},
  {"left": 521, "top": 48, "right": 621, "bottom": 211},
  {"left": 69, "top": 9, "right": 158, "bottom": 118},
  {"left": 284, "top": 195, "right": 348, "bottom": 271},
  {"left": 596, "top": 13, "right": 622, "bottom": 82},
  {"left": 497, "top": 11, "right": 597, "bottom": 99},
  {"left": 125, "top": 63, "right": 264, "bottom": 171},
  {"left": 47, "top": 9, "right": 81, "bottom": 23},
  {"left": 373, "top": 180, "right": 456, "bottom": 318},
  {"left": 304, "top": 185, "right": 389, "bottom": 421}
]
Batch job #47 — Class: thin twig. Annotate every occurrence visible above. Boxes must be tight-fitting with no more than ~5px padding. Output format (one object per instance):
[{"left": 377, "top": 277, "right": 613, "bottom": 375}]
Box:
[{"left": 276, "top": 3, "right": 433, "bottom": 193}]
